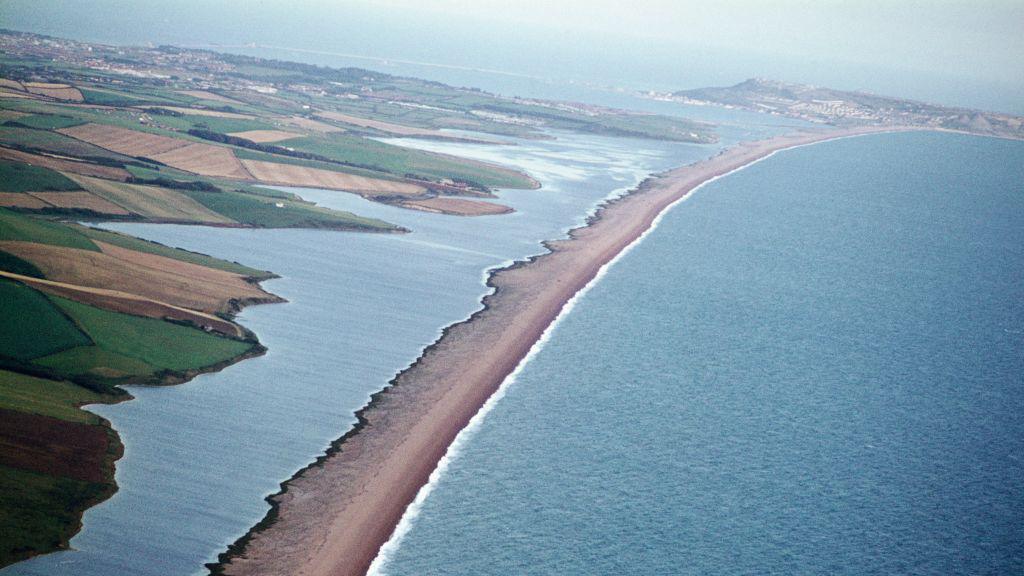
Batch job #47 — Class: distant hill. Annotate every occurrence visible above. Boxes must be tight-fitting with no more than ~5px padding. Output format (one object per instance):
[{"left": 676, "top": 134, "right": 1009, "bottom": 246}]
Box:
[{"left": 653, "top": 78, "right": 1023, "bottom": 140}]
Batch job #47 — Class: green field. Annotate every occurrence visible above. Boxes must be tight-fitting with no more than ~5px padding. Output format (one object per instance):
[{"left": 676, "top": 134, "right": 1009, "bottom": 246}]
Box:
[
  {"left": 33, "top": 346, "right": 157, "bottom": 380},
  {"left": 79, "top": 87, "right": 153, "bottom": 107},
  {"left": 0, "top": 161, "right": 81, "bottom": 192},
  {"left": 0, "top": 280, "right": 92, "bottom": 362},
  {"left": 4, "top": 114, "right": 85, "bottom": 130},
  {"left": 0, "top": 370, "right": 107, "bottom": 425},
  {"left": 0, "top": 465, "right": 109, "bottom": 566},
  {"left": 0, "top": 209, "right": 99, "bottom": 251},
  {"left": 50, "top": 296, "right": 254, "bottom": 373}
]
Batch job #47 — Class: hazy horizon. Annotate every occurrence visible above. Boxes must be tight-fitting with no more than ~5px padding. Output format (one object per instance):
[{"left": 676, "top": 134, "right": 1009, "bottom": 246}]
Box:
[
  {"left": 1, "top": 3, "right": 1022, "bottom": 575},
  {"left": 1, "top": 1, "right": 1021, "bottom": 113}
]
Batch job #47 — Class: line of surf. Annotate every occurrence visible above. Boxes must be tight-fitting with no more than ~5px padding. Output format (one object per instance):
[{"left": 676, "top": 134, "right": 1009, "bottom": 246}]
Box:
[{"left": 364, "top": 132, "right": 873, "bottom": 575}]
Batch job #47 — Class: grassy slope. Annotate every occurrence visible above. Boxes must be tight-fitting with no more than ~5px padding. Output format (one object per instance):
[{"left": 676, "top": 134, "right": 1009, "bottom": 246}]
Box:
[
  {"left": 0, "top": 208, "right": 99, "bottom": 250},
  {"left": 0, "top": 277, "right": 253, "bottom": 384},
  {"left": 4, "top": 114, "right": 84, "bottom": 130},
  {"left": 0, "top": 280, "right": 92, "bottom": 362},
  {"left": 79, "top": 87, "right": 152, "bottom": 107},
  {"left": 50, "top": 295, "right": 254, "bottom": 373},
  {"left": 0, "top": 369, "right": 105, "bottom": 425},
  {"left": 32, "top": 346, "right": 157, "bottom": 379},
  {"left": 0, "top": 160, "right": 81, "bottom": 192}
]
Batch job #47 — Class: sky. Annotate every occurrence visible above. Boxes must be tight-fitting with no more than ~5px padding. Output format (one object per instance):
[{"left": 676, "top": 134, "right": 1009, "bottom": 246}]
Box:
[
  {"left": 364, "top": 0, "right": 1023, "bottom": 96},
  {"left": 1, "top": 0, "right": 1021, "bottom": 113}
]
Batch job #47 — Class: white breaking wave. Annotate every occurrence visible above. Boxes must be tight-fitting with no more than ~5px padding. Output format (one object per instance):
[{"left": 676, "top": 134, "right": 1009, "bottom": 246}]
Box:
[{"left": 367, "top": 133, "right": 863, "bottom": 575}]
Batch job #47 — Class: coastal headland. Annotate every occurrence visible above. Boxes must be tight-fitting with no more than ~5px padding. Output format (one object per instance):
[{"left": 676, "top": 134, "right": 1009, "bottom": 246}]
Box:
[{"left": 213, "top": 125, "right": 903, "bottom": 576}]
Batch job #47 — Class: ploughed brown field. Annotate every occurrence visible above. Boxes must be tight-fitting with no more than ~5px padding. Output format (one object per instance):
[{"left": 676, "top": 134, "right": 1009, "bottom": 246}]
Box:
[
  {"left": 0, "top": 89, "right": 38, "bottom": 100},
  {"left": 0, "top": 110, "right": 28, "bottom": 121},
  {"left": 175, "top": 90, "right": 243, "bottom": 104},
  {"left": 59, "top": 124, "right": 253, "bottom": 180},
  {"left": 227, "top": 130, "right": 301, "bottom": 143},
  {"left": 400, "top": 196, "right": 513, "bottom": 216},
  {"left": 28, "top": 192, "right": 131, "bottom": 215},
  {"left": 239, "top": 159, "right": 425, "bottom": 196},
  {"left": 0, "top": 147, "right": 130, "bottom": 180},
  {"left": 0, "top": 192, "right": 51, "bottom": 209},
  {"left": 0, "top": 78, "right": 24, "bottom": 91},
  {"left": 281, "top": 115, "right": 346, "bottom": 133},
  {"left": 59, "top": 123, "right": 190, "bottom": 157},
  {"left": 148, "top": 142, "right": 252, "bottom": 180},
  {"left": 22, "top": 82, "right": 84, "bottom": 102},
  {"left": 65, "top": 174, "right": 235, "bottom": 223},
  {"left": 0, "top": 240, "right": 273, "bottom": 315},
  {"left": 0, "top": 408, "right": 110, "bottom": 483}
]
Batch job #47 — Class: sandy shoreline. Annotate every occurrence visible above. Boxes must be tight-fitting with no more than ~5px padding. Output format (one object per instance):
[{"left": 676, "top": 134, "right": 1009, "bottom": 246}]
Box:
[{"left": 212, "top": 125, "right": 901, "bottom": 576}]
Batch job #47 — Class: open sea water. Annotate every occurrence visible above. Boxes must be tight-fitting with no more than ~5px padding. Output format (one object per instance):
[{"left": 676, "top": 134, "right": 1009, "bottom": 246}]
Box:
[{"left": 375, "top": 131, "right": 1024, "bottom": 575}]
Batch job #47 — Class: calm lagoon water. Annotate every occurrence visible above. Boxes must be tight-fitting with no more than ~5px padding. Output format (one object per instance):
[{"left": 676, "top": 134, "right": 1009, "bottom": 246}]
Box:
[
  {"left": 2, "top": 131, "right": 712, "bottom": 576},
  {"left": 377, "top": 131, "right": 1024, "bottom": 575}
]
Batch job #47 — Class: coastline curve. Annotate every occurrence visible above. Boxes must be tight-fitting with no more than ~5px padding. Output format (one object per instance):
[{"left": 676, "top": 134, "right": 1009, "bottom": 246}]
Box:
[{"left": 211, "top": 126, "right": 905, "bottom": 576}]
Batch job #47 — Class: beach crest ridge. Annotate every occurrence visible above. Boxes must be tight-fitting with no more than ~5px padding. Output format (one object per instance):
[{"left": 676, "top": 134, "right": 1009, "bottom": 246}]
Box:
[{"left": 211, "top": 125, "right": 902, "bottom": 576}]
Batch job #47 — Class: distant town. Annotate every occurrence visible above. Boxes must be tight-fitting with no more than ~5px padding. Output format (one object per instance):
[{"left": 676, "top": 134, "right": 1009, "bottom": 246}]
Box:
[{"left": 645, "top": 78, "right": 1024, "bottom": 140}]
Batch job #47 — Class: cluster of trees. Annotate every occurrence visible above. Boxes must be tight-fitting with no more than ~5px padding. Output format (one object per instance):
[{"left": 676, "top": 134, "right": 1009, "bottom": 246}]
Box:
[
  {"left": 142, "top": 107, "right": 183, "bottom": 117},
  {"left": 126, "top": 175, "right": 222, "bottom": 192}
]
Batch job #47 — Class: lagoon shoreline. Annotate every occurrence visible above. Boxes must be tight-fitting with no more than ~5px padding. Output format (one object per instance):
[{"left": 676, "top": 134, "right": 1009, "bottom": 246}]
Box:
[{"left": 212, "top": 126, "right": 901, "bottom": 576}]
